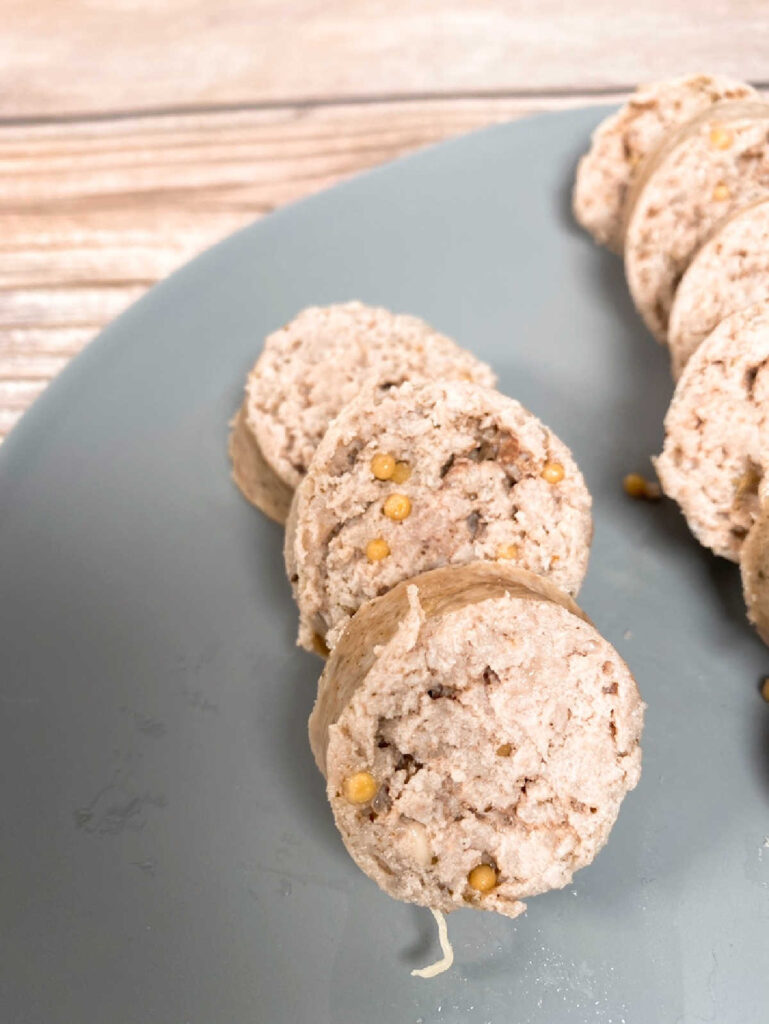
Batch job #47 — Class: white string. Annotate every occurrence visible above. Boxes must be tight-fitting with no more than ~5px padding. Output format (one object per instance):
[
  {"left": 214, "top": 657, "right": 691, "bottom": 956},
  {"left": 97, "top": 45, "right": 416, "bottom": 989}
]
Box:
[{"left": 410, "top": 907, "right": 454, "bottom": 979}]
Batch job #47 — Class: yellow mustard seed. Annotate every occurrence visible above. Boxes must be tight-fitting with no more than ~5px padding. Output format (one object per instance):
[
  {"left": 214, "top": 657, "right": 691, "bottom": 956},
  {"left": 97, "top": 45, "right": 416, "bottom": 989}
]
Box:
[
  {"left": 391, "top": 460, "right": 412, "bottom": 484},
  {"left": 623, "top": 473, "right": 647, "bottom": 498},
  {"left": 371, "top": 453, "right": 396, "bottom": 480},
  {"left": 497, "top": 543, "right": 519, "bottom": 560},
  {"left": 342, "top": 771, "right": 378, "bottom": 804},
  {"left": 709, "top": 125, "right": 734, "bottom": 150},
  {"left": 468, "top": 864, "right": 498, "bottom": 893},
  {"left": 712, "top": 182, "right": 731, "bottom": 202},
  {"left": 496, "top": 743, "right": 512, "bottom": 757},
  {"left": 383, "top": 493, "right": 411, "bottom": 521},
  {"left": 542, "top": 461, "right": 565, "bottom": 484},
  {"left": 365, "top": 537, "right": 390, "bottom": 562},
  {"left": 624, "top": 473, "right": 661, "bottom": 500}
]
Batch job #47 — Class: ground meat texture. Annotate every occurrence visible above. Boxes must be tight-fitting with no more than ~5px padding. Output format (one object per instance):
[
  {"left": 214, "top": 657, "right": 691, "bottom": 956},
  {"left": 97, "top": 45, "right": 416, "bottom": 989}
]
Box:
[
  {"left": 285, "top": 379, "right": 593, "bottom": 652},
  {"left": 573, "top": 75, "right": 757, "bottom": 253},
  {"left": 654, "top": 301, "right": 769, "bottom": 561},
  {"left": 668, "top": 198, "right": 769, "bottom": 379},
  {"left": 309, "top": 562, "right": 644, "bottom": 918},
  {"left": 624, "top": 100, "right": 769, "bottom": 343},
  {"left": 238, "top": 302, "right": 495, "bottom": 510}
]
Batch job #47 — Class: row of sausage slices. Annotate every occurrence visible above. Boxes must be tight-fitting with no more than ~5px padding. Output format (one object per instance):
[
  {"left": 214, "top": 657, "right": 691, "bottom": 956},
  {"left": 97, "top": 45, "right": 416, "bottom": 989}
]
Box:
[
  {"left": 230, "top": 301, "right": 643, "bottom": 939},
  {"left": 574, "top": 73, "right": 769, "bottom": 645}
]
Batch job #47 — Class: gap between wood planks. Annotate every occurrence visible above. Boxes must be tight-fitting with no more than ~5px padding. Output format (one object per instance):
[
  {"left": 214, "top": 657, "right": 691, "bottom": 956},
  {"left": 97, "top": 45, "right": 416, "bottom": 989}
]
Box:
[
  {"left": 0, "top": 89, "right": 625, "bottom": 440},
  {"left": 0, "top": 83, "right": 644, "bottom": 127}
]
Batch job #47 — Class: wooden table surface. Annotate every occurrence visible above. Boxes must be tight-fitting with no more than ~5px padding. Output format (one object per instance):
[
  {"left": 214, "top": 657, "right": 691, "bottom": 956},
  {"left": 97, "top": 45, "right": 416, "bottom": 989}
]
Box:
[{"left": 3, "top": 1, "right": 769, "bottom": 440}]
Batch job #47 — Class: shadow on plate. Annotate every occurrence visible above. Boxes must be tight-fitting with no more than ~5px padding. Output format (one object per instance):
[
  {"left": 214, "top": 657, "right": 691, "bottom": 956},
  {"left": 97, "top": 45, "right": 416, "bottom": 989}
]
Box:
[
  {"left": 247, "top": 506, "right": 344, "bottom": 854},
  {"left": 271, "top": 650, "right": 340, "bottom": 850},
  {"left": 397, "top": 904, "right": 438, "bottom": 965}
]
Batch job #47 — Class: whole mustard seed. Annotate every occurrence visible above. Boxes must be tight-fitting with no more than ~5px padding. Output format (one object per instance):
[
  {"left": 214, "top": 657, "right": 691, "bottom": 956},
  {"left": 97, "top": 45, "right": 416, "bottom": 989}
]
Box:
[
  {"left": 624, "top": 473, "right": 661, "bottom": 500},
  {"left": 342, "top": 772, "right": 378, "bottom": 804},
  {"left": 468, "top": 864, "right": 498, "bottom": 893},
  {"left": 709, "top": 125, "right": 734, "bottom": 150},
  {"left": 542, "top": 461, "right": 565, "bottom": 484},
  {"left": 391, "top": 460, "right": 412, "bottom": 484},
  {"left": 371, "top": 453, "right": 396, "bottom": 480},
  {"left": 497, "top": 543, "right": 519, "bottom": 561},
  {"left": 365, "top": 537, "right": 390, "bottom": 561},
  {"left": 383, "top": 493, "right": 411, "bottom": 521}
]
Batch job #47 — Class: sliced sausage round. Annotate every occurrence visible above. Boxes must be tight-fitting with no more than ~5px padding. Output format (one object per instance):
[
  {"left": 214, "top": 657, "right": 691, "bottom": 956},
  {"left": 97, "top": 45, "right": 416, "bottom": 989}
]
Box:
[
  {"left": 668, "top": 198, "right": 769, "bottom": 378},
  {"left": 231, "top": 302, "right": 495, "bottom": 523},
  {"left": 309, "top": 562, "right": 644, "bottom": 918},
  {"left": 286, "top": 379, "right": 593, "bottom": 651},
  {"left": 573, "top": 74, "right": 756, "bottom": 252},
  {"left": 624, "top": 101, "right": 769, "bottom": 343},
  {"left": 655, "top": 301, "right": 769, "bottom": 560}
]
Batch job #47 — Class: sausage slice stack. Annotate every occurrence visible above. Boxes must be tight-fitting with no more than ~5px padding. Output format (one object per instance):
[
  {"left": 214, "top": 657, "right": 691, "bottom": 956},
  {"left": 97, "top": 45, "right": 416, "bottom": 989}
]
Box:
[
  {"left": 574, "top": 74, "right": 769, "bottom": 645},
  {"left": 230, "top": 302, "right": 644, "bottom": 944}
]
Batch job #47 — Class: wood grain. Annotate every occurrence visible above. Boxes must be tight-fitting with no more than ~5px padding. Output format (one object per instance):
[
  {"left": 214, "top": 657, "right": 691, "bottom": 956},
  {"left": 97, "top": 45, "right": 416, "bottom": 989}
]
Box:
[
  {"left": 2, "top": 1, "right": 769, "bottom": 118},
  {"left": 0, "top": 92, "right": 620, "bottom": 439}
]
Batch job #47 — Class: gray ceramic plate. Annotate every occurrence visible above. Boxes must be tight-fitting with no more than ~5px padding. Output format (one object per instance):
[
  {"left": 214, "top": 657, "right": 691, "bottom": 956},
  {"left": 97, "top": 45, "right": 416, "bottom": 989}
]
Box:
[{"left": 1, "top": 108, "right": 768, "bottom": 1024}]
